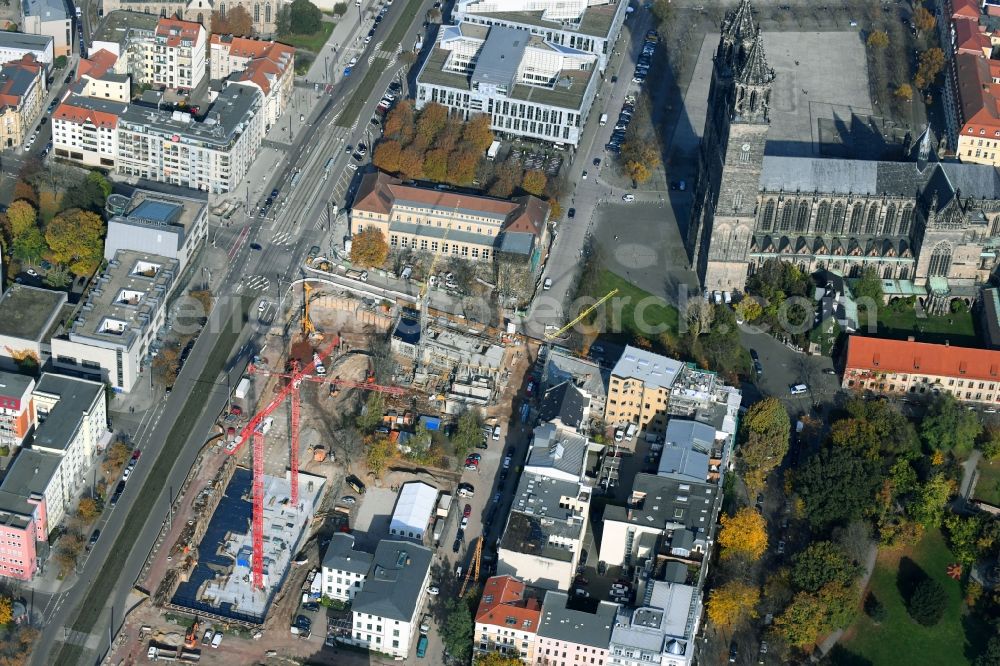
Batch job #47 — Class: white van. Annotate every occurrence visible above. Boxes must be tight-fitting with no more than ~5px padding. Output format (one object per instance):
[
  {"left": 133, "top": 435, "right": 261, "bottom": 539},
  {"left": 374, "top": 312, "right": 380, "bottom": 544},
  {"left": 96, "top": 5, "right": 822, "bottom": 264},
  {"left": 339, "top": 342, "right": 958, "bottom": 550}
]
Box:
[
  {"left": 600, "top": 113, "right": 608, "bottom": 126},
  {"left": 789, "top": 384, "right": 809, "bottom": 396},
  {"left": 256, "top": 416, "right": 274, "bottom": 434}
]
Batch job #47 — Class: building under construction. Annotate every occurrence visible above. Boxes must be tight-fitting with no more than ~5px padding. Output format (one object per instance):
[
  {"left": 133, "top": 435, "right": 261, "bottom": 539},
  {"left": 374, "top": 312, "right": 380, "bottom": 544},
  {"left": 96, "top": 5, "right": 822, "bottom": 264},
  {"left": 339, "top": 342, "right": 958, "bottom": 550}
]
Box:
[{"left": 169, "top": 468, "right": 325, "bottom": 624}]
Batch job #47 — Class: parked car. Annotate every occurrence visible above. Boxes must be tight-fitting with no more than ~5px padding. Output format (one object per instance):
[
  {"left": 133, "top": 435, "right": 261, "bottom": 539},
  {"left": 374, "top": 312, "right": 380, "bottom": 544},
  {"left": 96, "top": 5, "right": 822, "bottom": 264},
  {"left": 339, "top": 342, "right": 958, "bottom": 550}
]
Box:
[
  {"left": 493, "top": 425, "right": 501, "bottom": 440},
  {"left": 340, "top": 496, "right": 357, "bottom": 505},
  {"left": 463, "top": 503, "right": 472, "bottom": 518}
]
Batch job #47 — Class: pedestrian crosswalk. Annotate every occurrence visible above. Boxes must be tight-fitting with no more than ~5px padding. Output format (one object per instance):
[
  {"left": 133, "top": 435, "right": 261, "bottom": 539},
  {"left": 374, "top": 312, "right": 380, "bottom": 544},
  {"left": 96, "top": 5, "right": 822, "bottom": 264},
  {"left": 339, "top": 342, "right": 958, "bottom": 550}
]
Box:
[
  {"left": 241, "top": 275, "right": 271, "bottom": 292},
  {"left": 271, "top": 231, "right": 293, "bottom": 246}
]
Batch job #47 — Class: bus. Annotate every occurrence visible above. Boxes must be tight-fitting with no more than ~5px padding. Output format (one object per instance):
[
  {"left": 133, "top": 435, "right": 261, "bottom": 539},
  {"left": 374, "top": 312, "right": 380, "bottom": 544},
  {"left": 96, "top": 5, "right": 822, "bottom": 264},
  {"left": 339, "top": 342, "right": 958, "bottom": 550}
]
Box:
[
  {"left": 290, "top": 170, "right": 302, "bottom": 188},
  {"left": 416, "top": 635, "right": 428, "bottom": 658}
]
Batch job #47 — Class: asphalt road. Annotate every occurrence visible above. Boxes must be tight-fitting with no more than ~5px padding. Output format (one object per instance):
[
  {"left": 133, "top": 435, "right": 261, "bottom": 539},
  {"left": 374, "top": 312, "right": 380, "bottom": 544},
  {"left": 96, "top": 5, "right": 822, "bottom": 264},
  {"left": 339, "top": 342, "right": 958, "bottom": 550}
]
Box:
[{"left": 31, "top": 0, "right": 438, "bottom": 661}]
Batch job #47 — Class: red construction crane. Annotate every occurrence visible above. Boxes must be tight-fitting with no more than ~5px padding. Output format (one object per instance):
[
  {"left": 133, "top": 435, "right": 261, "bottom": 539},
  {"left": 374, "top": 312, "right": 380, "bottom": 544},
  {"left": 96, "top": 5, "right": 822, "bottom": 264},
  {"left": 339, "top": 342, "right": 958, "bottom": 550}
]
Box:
[
  {"left": 227, "top": 338, "right": 407, "bottom": 590},
  {"left": 225, "top": 336, "right": 340, "bottom": 590}
]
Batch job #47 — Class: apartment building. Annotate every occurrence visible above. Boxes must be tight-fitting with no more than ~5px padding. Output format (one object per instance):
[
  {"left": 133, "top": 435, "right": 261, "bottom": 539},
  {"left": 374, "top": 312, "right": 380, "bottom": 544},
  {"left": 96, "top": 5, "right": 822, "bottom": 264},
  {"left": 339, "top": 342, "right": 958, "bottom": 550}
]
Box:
[
  {"left": 51, "top": 250, "right": 179, "bottom": 392},
  {"left": 497, "top": 473, "right": 590, "bottom": 591},
  {"left": 0, "top": 489, "right": 44, "bottom": 580},
  {"left": 474, "top": 575, "right": 542, "bottom": 662},
  {"left": 541, "top": 347, "right": 607, "bottom": 420},
  {"left": 0, "top": 285, "right": 68, "bottom": 372},
  {"left": 116, "top": 82, "right": 265, "bottom": 193},
  {"left": 608, "top": 582, "right": 701, "bottom": 666},
  {"left": 605, "top": 346, "right": 684, "bottom": 440},
  {"left": 76, "top": 50, "right": 131, "bottom": 102},
  {"left": 535, "top": 590, "right": 617, "bottom": 666},
  {"left": 0, "top": 373, "right": 36, "bottom": 452},
  {"left": 524, "top": 421, "right": 594, "bottom": 484},
  {"left": 454, "top": 0, "right": 628, "bottom": 72},
  {"left": 22, "top": 0, "right": 71, "bottom": 57},
  {"left": 0, "top": 373, "right": 108, "bottom": 581},
  {"left": 104, "top": 188, "right": 209, "bottom": 273},
  {"left": 209, "top": 35, "right": 294, "bottom": 128},
  {"left": 416, "top": 23, "right": 600, "bottom": 147},
  {"left": 142, "top": 18, "right": 206, "bottom": 90},
  {"left": 352, "top": 171, "right": 550, "bottom": 264},
  {"left": 350, "top": 540, "right": 433, "bottom": 658},
  {"left": 0, "top": 32, "right": 53, "bottom": 68},
  {"left": 90, "top": 9, "right": 158, "bottom": 65},
  {"left": 843, "top": 335, "right": 1000, "bottom": 405},
  {"left": 320, "top": 533, "right": 373, "bottom": 602},
  {"left": 52, "top": 95, "right": 126, "bottom": 168},
  {"left": 0, "top": 54, "right": 46, "bottom": 149}
]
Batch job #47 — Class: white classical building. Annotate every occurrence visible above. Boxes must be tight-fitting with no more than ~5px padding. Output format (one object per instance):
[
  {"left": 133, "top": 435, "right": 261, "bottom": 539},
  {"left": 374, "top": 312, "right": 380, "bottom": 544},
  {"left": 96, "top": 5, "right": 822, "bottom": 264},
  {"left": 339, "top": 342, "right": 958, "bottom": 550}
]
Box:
[
  {"left": 608, "top": 582, "right": 701, "bottom": 666},
  {"left": 350, "top": 540, "right": 433, "bottom": 659},
  {"left": 416, "top": 23, "right": 600, "bottom": 147},
  {"left": 0, "top": 32, "right": 53, "bottom": 68},
  {"left": 321, "top": 533, "right": 373, "bottom": 602}
]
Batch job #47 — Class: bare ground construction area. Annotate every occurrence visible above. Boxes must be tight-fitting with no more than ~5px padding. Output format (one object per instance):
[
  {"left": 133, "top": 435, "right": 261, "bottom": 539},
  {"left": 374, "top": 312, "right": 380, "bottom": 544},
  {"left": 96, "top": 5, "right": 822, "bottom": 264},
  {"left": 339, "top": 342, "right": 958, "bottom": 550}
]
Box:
[{"left": 102, "top": 276, "right": 533, "bottom": 664}]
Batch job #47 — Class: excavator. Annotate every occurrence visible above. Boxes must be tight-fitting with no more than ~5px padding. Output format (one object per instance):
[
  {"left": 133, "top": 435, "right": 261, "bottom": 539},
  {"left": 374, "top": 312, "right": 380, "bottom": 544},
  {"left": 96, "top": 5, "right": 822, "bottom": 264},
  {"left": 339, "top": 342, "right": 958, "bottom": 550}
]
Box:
[{"left": 184, "top": 617, "right": 200, "bottom": 649}]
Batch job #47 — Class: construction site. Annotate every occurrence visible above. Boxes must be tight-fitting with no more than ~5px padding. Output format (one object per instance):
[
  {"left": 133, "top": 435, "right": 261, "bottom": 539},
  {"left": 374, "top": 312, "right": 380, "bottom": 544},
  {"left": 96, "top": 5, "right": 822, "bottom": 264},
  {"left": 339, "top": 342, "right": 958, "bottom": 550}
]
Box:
[{"left": 106, "top": 271, "right": 535, "bottom": 664}]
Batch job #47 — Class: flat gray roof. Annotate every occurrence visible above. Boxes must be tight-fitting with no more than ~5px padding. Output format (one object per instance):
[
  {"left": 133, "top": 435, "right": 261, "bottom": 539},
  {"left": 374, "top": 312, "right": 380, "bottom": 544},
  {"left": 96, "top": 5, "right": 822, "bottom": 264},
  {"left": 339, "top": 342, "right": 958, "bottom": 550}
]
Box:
[
  {"left": 611, "top": 346, "right": 684, "bottom": 390},
  {"left": 120, "top": 82, "right": 262, "bottom": 149},
  {"left": 472, "top": 26, "right": 527, "bottom": 90},
  {"left": 0, "top": 447, "right": 61, "bottom": 498},
  {"left": 537, "top": 590, "right": 617, "bottom": 647},
  {"left": 474, "top": 3, "right": 619, "bottom": 39},
  {"left": 527, "top": 422, "right": 587, "bottom": 479},
  {"left": 93, "top": 9, "right": 159, "bottom": 45},
  {"left": 0, "top": 489, "right": 35, "bottom": 528},
  {"left": 352, "top": 540, "right": 432, "bottom": 622},
  {"left": 0, "top": 371, "right": 35, "bottom": 403},
  {"left": 66, "top": 249, "right": 177, "bottom": 350},
  {"left": 418, "top": 46, "right": 594, "bottom": 111},
  {"left": 0, "top": 285, "right": 67, "bottom": 342},
  {"left": 23, "top": 0, "right": 67, "bottom": 21},
  {"left": 322, "top": 533, "right": 373, "bottom": 576},
  {"left": 33, "top": 374, "right": 104, "bottom": 452},
  {"left": 656, "top": 419, "right": 715, "bottom": 483},
  {"left": 0, "top": 32, "right": 53, "bottom": 50},
  {"left": 603, "top": 472, "right": 716, "bottom": 534}
]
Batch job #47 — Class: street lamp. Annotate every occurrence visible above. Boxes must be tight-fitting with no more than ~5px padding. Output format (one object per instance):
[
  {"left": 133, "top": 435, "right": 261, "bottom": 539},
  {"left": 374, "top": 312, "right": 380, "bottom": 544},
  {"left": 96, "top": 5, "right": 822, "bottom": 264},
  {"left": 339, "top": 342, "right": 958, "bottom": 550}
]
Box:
[{"left": 356, "top": 0, "right": 363, "bottom": 25}]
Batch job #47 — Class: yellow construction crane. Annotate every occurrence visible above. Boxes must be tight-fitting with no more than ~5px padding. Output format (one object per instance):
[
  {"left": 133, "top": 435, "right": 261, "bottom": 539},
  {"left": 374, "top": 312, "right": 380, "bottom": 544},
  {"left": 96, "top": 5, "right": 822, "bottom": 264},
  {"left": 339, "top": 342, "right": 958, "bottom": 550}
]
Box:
[
  {"left": 458, "top": 537, "right": 482, "bottom": 598},
  {"left": 302, "top": 281, "right": 322, "bottom": 339},
  {"left": 544, "top": 289, "right": 619, "bottom": 340}
]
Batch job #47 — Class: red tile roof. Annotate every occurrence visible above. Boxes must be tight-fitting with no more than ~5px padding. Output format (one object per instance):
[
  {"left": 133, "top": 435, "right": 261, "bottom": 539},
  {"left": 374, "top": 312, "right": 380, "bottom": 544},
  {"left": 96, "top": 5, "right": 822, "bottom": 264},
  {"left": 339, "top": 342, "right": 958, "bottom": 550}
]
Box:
[
  {"left": 233, "top": 42, "right": 294, "bottom": 96},
  {"left": 952, "top": 0, "right": 982, "bottom": 20},
  {"left": 955, "top": 18, "right": 992, "bottom": 54},
  {"left": 845, "top": 336, "right": 1000, "bottom": 382},
  {"left": 475, "top": 575, "right": 541, "bottom": 630},
  {"left": 77, "top": 49, "right": 118, "bottom": 81},
  {"left": 156, "top": 18, "right": 202, "bottom": 47},
  {"left": 53, "top": 100, "right": 118, "bottom": 129},
  {"left": 353, "top": 171, "right": 549, "bottom": 236},
  {"left": 0, "top": 55, "right": 42, "bottom": 109}
]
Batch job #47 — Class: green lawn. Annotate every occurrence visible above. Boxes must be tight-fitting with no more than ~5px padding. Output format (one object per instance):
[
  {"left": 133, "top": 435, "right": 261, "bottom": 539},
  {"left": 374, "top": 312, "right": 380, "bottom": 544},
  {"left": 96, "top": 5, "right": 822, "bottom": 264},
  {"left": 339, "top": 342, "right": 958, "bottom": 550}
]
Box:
[
  {"left": 872, "top": 306, "right": 979, "bottom": 346},
  {"left": 974, "top": 460, "right": 1000, "bottom": 506},
  {"left": 278, "top": 21, "right": 335, "bottom": 53},
  {"left": 384, "top": 0, "right": 424, "bottom": 48},
  {"left": 837, "top": 529, "right": 987, "bottom": 666},
  {"left": 335, "top": 57, "right": 389, "bottom": 128},
  {"left": 595, "top": 270, "right": 679, "bottom": 340}
]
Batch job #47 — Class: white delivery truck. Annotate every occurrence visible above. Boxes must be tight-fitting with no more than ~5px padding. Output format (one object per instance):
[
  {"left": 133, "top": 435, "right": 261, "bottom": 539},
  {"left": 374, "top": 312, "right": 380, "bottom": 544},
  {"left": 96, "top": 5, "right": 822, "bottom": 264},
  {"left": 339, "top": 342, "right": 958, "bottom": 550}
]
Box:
[
  {"left": 487, "top": 140, "right": 501, "bottom": 160},
  {"left": 600, "top": 113, "right": 608, "bottom": 126},
  {"left": 234, "top": 377, "right": 251, "bottom": 400}
]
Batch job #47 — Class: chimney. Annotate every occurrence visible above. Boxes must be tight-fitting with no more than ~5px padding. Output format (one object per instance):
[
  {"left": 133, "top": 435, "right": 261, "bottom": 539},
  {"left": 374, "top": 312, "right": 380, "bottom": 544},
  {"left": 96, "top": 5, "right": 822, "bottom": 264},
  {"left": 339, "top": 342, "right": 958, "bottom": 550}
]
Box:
[{"left": 907, "top": 335, "right": 915, "bottom": 342}]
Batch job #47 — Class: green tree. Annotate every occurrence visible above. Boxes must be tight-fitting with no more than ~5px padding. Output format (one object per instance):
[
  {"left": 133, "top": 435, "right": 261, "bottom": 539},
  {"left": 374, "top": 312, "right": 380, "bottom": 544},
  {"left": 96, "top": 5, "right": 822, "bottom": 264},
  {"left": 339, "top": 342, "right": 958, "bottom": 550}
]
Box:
[
  {"left": 383, "top": 100, "right": 416, "bottom": 144},
  {"left": 775, "top": 583, "right": 858, "bottom": 649},
  {"left": 739, "top": 397, "right": 790, "bottom": 495},
  {"left": 908, "top": 474, "right": 953, "bottom": 528},
  {"left": 914, "top": 6, "right": 936, "bottom": 32},
  {"left": 735, "top": 297, "right": 763, "bottom": 322},
  {"left": 796, "top": 446, "right": 880, "bottom": 529},
  {"left": 355, "top": 391, "right": 385, "bottom": 433},
  {"left": 284, "top": 0, "right": 322, "bottom": 34},
  {"left": 349, "top": 228, "right": 389, "bottom": 268},
  {"left": 979, "top": 427, "right": 1000, "bottom": 461},
  {"left": 0, "top": 594, "right": 11, "bottom": 625},
  {"left": 915, "top": 47, "right": 945, "bottom": 89},
  {"left": 441, "top": 597, "right": 474, "bottom": 663},
  {"left": 373, "top": 139, "right": 402, "bottom": 173},
  {"left": 12, "top": 226, "right": 46, "bottom": 262},
  {"left": 61, "top": 174, "right": 109, "bottom": 213},
  {"left": 921, "top": 392, "right": 982, "bottom": 455},
  {"left": 944, "top": 513, "right": 984, "bottom": 565},
  {"left": 451, "top": 408, "right": 483, "bottom": 460},
  {"left": 852, "top": 266, "right": 884, "bottom": 302},
  {"left": 475, "top": 654, "right": 523, "bottom": 666},
  {"left": 45, "top": 208, "right": 105, "bottom": 275},
  {"left": 906, "top": 578, "right": 947, "bottom": 626},
  {"left": 791, "top": 541, "right": 862, "bottom": 593},
  {"left": 894, "top": 83, "right": 913, "bottom": 102},
  {"left": 864, "top": 592, "right": 887, "bottom": 623},
  {"left": 974, "top": 636, "right": 1000, "bottom": 666},
  {"left": 521, "top": 170, "right": 547, "bottom": 196},
  {"left": 365, "top": 435, "right": 394, "bottom": 477},
  {"left": 423, "top": 148, "right": 449, "bottom": 182}
]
